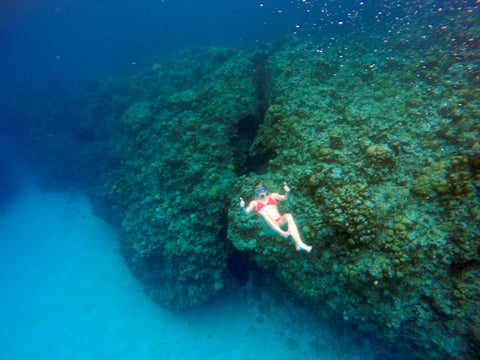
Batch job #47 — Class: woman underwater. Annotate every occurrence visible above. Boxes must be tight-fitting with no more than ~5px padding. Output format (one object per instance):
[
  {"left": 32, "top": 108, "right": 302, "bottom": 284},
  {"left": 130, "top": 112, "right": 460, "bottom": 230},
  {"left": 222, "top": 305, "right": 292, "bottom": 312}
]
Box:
[{"left": 240, "top": 183, "right": 312, "bottom": 252}]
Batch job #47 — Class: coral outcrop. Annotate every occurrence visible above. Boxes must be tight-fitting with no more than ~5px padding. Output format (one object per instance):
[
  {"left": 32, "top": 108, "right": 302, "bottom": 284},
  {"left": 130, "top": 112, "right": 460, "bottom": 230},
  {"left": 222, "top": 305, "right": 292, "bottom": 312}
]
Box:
[{"left": 80, "top": 47, "right": 264, "bottom": 311}]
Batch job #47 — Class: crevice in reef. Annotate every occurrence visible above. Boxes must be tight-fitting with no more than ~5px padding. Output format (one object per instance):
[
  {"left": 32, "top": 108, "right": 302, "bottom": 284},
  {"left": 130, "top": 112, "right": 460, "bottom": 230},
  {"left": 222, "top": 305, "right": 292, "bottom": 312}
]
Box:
[
  {"left": 252, "top": 50, "right": 269, "bottom": 118},
  {"left": 229, "top": 50, "right": 275, "bottom": 176},
  {"left": 220, "top": 211, "right": 259, "bottom": 286},
  {"left": 226, "top": 248, "right": 252, "bottom": 285}
]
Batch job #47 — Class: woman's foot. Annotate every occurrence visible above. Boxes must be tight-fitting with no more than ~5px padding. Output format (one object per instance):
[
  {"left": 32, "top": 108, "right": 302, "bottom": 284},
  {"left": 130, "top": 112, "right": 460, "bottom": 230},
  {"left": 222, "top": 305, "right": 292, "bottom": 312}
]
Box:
[{"left": 296, "top": 242, "right": 313, "bottom": 253}]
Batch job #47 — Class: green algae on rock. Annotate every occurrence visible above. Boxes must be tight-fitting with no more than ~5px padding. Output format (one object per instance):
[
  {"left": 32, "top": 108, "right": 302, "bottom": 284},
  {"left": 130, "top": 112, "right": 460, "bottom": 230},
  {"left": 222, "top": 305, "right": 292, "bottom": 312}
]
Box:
[
  {"left": 80, "top": 47, "right": 265, "bottom": 311},
  {"left": 225, "top": 31, "right": 480, "bottom": 360}
]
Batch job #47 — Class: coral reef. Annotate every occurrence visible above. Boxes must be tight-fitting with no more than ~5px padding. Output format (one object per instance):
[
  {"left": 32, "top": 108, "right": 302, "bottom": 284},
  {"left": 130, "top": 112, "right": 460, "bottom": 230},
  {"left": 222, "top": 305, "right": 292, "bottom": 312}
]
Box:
[
  {"left": 81, "top": 47, "right": 264, "bottom": 311},
  {"left": 226, "top": 22, "right": 480, "bottom": 360},
  {"left": 5, "top": 6, "right": 480, "bottom": 360}
]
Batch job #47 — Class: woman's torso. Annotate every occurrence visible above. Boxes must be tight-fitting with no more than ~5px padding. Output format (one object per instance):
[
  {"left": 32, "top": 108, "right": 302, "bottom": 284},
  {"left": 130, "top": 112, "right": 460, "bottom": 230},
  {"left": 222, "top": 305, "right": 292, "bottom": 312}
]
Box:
[{"left": 256, "top": 196, "right": 281, "bottom": 220}]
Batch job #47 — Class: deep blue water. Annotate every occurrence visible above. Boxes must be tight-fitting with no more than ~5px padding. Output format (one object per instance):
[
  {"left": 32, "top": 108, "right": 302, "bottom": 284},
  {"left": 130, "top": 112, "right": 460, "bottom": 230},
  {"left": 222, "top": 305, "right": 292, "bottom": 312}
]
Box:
[
  {"left": 1, "top": 0, "right": 297, "bottom": 91},
  {"left": 0, "top": 0, "right": 446, "bottom": 93}
]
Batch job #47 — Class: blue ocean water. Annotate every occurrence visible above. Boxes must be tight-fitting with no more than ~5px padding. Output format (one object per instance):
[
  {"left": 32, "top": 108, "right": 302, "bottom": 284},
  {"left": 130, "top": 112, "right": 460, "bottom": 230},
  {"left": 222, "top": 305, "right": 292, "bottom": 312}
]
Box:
[
  {"left": 1, "top": 0, "right": 415, "bottom": 92},
  {"left": 1, "top": 1, "right": 478, "bottom": 359},
  {"left": 1, "top": 0, "right": 294, "bottom": 91}
]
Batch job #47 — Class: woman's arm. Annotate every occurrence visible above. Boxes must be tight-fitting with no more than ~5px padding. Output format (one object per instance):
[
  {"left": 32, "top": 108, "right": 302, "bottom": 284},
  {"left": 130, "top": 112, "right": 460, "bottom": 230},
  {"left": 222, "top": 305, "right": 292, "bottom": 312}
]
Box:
[
  {"left": 272, "top": 182, "right": 290, "bottom": 201},
  {"left": 240, "top": 198, "right": 256, "bottom": 215}
]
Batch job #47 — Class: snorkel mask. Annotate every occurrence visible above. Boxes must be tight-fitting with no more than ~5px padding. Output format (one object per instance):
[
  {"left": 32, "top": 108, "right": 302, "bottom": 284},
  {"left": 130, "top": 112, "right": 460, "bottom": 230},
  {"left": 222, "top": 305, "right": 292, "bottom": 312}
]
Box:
[{"left": 255, "top": 185, "right": 268, "bottom": 198}]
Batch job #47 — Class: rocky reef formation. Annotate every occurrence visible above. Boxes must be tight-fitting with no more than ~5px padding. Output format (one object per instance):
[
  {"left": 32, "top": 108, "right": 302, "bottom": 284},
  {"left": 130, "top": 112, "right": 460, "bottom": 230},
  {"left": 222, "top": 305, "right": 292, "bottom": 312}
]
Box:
[
  {"left": 79, "top": 47, "right": 270, "bottom": 311},
  {"left": 228, "top": 32, "right": 480, "bottom": 359},
  {"left": 4, "top": 7, "right": 479, "bottom": 360}
]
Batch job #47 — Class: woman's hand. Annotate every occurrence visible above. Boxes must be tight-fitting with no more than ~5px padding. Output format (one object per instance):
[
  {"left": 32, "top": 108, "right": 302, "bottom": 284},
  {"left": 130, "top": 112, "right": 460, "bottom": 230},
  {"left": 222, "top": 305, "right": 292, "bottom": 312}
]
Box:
[
  {"left": 240, "top": 197, "right": 245, "bottom": 208},
  {"left": 284, "top": 182, "right": 290, "bottom": 193}
]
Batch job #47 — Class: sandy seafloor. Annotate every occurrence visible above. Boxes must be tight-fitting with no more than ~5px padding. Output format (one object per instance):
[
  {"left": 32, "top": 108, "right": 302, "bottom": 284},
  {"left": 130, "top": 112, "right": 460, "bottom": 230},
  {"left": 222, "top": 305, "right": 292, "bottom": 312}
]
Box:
[{"left": 0, "top": 174, "right": 402, "bottom": 360}]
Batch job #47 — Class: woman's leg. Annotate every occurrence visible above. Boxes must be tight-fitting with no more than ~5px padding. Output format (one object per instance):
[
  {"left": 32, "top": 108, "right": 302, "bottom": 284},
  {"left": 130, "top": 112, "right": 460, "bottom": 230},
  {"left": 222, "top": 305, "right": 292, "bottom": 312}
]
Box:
[
  {"left": 260, "top": 213, "right": 289, "bottom": 238},
  {"left": 279, "top": 214, "right": 312, "bottom": 252}
]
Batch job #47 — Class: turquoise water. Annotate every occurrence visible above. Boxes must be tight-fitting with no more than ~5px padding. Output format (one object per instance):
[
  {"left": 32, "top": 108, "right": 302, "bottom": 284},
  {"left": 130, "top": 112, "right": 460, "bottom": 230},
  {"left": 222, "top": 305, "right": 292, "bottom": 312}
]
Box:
[{"left": 0, "top": 178, "right": 398, "bottom": 360}]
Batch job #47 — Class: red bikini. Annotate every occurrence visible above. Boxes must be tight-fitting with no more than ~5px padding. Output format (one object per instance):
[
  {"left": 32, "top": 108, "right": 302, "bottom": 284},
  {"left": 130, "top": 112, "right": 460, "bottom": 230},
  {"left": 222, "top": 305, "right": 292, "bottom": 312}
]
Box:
[{"left": 256, "top": 196, "right": 278, "bottom": 212}]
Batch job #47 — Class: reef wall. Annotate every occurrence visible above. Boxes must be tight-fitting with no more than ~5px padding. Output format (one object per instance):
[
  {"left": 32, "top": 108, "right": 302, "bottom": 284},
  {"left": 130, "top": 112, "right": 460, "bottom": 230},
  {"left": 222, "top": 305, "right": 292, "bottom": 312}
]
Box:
[
  {"left": 79, "top": 47, "right": 269, "bottom": 311},
  {"left": 4, "top": 10, "right": 479, "bottom": 360},
  {"left": 228, "top": 33, "right": 480, "bottom": 359}
]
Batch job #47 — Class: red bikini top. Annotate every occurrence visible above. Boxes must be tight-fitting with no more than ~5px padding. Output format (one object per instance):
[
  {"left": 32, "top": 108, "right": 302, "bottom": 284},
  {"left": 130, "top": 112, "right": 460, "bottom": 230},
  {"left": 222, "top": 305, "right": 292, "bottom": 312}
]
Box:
[{"left": 256, "top": 196, "right": 278, "bottom": 212}]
